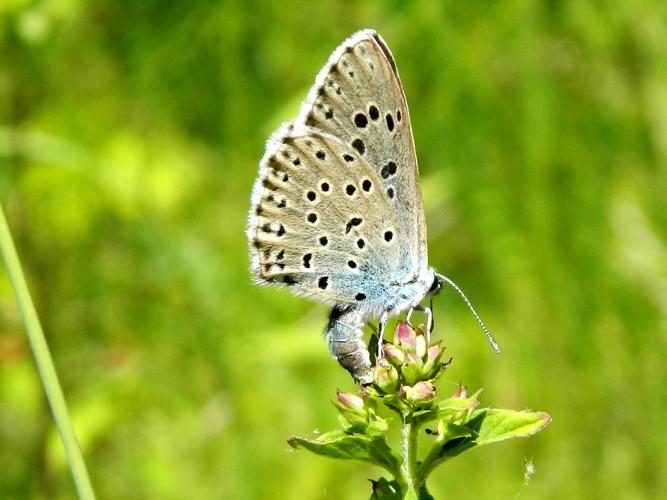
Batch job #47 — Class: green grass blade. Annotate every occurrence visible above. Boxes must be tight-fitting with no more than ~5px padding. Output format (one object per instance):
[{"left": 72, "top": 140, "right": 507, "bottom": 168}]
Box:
[{"left": 0, "top": 206, "right": 96, "bottom": 500}]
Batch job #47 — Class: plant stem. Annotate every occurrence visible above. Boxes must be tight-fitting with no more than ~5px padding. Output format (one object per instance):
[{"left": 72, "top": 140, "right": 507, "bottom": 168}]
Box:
[
  {"left": 0, "top": 206, "right": 96, "bottom": 500},
  {"left": 401, "top": 412, "right": 421, "bottom": 495}
]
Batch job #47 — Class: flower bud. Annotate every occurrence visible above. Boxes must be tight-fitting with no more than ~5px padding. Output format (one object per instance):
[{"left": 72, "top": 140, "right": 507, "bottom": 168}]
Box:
[
  {"left": 395, "top": 323, "right": 417, "bottom": 353},
  {"left": 335, "top": 389, "right": 365, "bottom": 410},
  {"left": 401, "top": 381, "right": 436, "bottom": 405},
  {"left": 382, "top": 343, "right": 405, "bottom": 366},
  {"left": 373, "top": 358, "right": 399, "bottom": 393},
  {"left": 333, "top": 390, "right": 368, "bottom": 426},
  {"left": 422, "top": 343, "right": 445, "bottom": 378},
  {"left": 452, "top": 384, "right": 468, "bottom": 399},
  {"left": 402, "top": 353, "right": 425, "bottom": 386},
  {"left": 405, "top": 352, "right": 423, "bottom": 369}
]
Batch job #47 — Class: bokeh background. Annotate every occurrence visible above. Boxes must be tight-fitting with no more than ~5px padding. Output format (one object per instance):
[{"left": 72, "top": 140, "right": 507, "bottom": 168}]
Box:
[{"left": 1, "top": 1, "right": 666, "bottom": 498}]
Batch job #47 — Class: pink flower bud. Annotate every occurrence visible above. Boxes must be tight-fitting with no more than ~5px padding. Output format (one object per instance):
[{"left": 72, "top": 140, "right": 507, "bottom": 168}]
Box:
[
  {"left": 333, "top": 390, "right": 368, "bottom": 426},
  {"left": 452, "top": 384, "right": 468, "bottom": 399},
  {"left": 395, "top": 323, "right": 417, "bottom": 352},
  {"left": 382, "top": 343, "right": 405, "bottom": 366},
  {"left": 402, "top": 381, "right": 436, "bottom": 405},
  {"left": 422, "top": 343, "right": 445, "bottom": 377},
  {"left": 335, "top": 390, "right": 365, "bottom": 411}
]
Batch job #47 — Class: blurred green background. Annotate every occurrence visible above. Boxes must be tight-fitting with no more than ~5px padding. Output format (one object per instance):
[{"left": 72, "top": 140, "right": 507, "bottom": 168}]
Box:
[{"left": 1, "top": 0, "right": 666, "bottom": 498}]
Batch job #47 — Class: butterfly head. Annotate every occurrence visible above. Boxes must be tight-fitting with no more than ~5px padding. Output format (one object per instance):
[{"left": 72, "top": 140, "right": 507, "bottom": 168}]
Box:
[{"left": 426, "top": 270, "right": 444, "bottom": 299}]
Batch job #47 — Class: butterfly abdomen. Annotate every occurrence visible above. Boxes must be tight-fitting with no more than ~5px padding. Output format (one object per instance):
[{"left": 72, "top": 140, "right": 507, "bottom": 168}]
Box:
[{"left": 325, "top": 305, "right": 373, "bottom": 384}]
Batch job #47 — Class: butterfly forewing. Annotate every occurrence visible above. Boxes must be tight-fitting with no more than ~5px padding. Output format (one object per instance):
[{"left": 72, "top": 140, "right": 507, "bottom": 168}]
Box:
[{"left": 298, "top": 31, "right": 427, "bottom": 277}]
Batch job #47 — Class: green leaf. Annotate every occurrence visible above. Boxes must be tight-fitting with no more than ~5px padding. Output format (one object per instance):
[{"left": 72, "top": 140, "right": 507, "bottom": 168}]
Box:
[
  {"left": 440, "top": 422, "right": 473, "bottom": 442},
  {"left": 470, "top": 409, "right": 552, "bottom": 445},
  {"left": 409, "top": 397, "right": 478, "bottom": 424},
  {"left": 417, "top": 409, "right": 551, "bottom": 480},
  {"left": 288, "top": 431, "right": 401, "bottom": 475}
]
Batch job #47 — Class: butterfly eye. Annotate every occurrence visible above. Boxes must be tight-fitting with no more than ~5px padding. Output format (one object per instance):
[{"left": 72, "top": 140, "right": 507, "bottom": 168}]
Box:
[{"left": 428, "top": 276, "right": 441, "bottom": 294}]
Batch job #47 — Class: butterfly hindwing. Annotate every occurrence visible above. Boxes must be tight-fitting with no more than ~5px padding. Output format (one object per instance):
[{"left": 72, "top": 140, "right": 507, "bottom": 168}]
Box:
[{"left": 249, "top": 129, "right": 402, "bottom": 305}]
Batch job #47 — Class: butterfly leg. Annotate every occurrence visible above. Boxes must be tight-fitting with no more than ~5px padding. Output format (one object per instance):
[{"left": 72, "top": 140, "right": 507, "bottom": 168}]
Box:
[
  {"left": 325, "top": 305, "right": 372, "bottom": 385},
  {"left": 424, "top": 302, "right": 433, "bottom": 342},
  {"left": 405, "top": 306, "right": 416, "bottom": 327},
  {"left": 376, "top": 310, "right": 389, "bottom": 359},
  {"left": 429, "top": 297, "right": 435, "bottom": 336},
  {"left": 405, "top": 303, "right": 434, "bottom": 341}
]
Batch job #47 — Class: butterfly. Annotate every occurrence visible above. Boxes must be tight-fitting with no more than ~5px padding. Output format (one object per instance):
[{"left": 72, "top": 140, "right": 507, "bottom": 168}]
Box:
[{"left": 247, "top": 29, "right": 498, "bottom": 384}]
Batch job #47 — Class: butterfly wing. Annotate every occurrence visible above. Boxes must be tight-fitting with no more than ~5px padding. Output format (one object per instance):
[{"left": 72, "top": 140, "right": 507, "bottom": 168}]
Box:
[
  {"left": 249, "top": 127, "right": 402, "bottom": 306},
  {"left": 248, "top": 30, "right": 427, "bottom": 307},
  {"left": 298, "top": 30, "right": 428, "bottom": 275}
]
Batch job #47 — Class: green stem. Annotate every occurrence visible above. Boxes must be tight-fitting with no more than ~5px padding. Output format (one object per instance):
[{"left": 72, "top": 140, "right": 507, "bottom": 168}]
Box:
[
  {"left": 401, "top": 413, "right": 421, "bottom": 495},
  {"left": 0, "top": 206, "right": 96, "bottom": 500}
]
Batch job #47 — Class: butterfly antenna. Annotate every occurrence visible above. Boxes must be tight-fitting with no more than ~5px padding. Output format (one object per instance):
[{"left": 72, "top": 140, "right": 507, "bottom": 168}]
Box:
[{"left": 436, "top": 273, "right": 500, "bottom": 353}]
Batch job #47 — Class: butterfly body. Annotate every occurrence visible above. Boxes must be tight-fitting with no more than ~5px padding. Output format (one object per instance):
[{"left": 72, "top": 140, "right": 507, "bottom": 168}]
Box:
[
  {"left": 324, "top": 266, "right": 438, "bottom": 384},
  {"left": 248, "top": 30, "right": 459, "bottom": 383}
]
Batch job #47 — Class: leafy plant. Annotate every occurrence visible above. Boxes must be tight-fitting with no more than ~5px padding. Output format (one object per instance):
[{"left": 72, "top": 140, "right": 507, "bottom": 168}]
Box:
[{"left": 289, "top": 323, "right": 551, "bottom": 499}]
